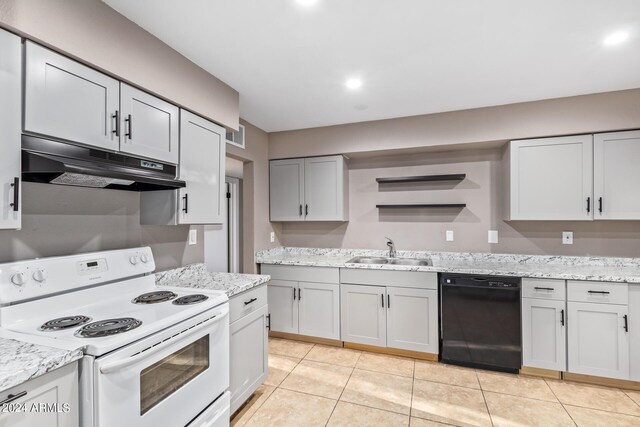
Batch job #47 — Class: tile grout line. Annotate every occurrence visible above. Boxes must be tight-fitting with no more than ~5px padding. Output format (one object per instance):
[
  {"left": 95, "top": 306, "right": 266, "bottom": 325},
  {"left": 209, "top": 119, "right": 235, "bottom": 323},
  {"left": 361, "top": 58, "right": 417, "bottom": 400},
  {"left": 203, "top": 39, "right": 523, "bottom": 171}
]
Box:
[
  {"left": 542, "top": 378, "right": 578, "bottom": 427},
  {"left": 476, "top": 370, "right": 495, "bottom": 427},
  {"left": 324, "top": 350, "right": 362, "bottom": 426}
]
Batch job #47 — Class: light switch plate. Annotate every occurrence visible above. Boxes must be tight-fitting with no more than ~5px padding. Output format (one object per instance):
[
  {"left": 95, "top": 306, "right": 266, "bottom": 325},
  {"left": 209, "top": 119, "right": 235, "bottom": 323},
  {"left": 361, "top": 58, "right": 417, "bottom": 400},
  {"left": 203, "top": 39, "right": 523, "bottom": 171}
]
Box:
[
  {"left": 562, "top": 231, "right": 573, "bottom": 245},
  {"left": 488, "top": 230, "right": 498, "bottom": 244},
  {"left": 446, "top": 230, "right": 454, "bottom": 241},
  {"left": 270, "top": 231, "right": 275, "bottom": 243},
  {"left": 188, "top": 229, "right": 197, "bottom": 245}
]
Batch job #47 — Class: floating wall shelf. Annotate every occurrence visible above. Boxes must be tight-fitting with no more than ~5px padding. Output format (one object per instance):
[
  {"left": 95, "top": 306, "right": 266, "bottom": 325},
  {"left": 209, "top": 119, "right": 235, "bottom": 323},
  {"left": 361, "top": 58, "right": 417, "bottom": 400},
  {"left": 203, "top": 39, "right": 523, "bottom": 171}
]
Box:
[
  {"left": 376, "top": 174, "right": 466, "bottom": 184},
  {"left": 376, "top": 204, "right": 466, "bottom": 209}
]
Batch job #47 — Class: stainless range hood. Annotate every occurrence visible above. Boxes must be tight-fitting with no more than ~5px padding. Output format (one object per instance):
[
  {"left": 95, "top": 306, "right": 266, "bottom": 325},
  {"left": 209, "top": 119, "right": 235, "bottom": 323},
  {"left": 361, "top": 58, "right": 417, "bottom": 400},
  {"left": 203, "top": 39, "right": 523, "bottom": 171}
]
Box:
[{"left": 21, "top": 135, "right": 185, "bottom": 191}]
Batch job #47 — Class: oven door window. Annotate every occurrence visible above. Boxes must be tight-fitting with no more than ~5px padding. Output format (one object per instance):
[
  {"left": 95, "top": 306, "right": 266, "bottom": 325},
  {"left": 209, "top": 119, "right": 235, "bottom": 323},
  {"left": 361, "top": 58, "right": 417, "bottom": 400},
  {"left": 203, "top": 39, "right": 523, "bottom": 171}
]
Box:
[{"left": 140, "top": 335, "right": 210, "bottom": 415}]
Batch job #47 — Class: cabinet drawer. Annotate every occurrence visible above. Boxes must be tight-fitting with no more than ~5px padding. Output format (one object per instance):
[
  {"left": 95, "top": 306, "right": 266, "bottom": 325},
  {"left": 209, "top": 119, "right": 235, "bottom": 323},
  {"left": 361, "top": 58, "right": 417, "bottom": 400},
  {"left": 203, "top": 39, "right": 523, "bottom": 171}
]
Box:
[
  {"left": 229, "top": 284, "right": 268, "bottom": 323},
  {"left": 522, "top": 278, "right": 566, "bottom": 300},
  {"left": 567, "top": 281, "right": 628, "bottom": 305},
  {"left": 260, "top": 264, "right": 339, "bottom": 284},
  {"left": 340, "top": 268, "right": 437, "bottom": 290}
]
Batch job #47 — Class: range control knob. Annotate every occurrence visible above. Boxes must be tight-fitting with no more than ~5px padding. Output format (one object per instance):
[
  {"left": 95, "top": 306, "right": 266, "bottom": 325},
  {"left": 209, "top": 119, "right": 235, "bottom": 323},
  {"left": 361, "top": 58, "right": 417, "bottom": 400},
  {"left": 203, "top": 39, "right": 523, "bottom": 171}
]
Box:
[
  {"left": 11, "top": 272, "right": 28, "bottom": 286},
  {"left": 32, "top": 269, "right": 47, "bottom": 283},
  {"left": 129, "top": 256, "right": 139, "bottom": 265},
  {"left": 140, "top": 254, "right": 150, "bottom": 264}
]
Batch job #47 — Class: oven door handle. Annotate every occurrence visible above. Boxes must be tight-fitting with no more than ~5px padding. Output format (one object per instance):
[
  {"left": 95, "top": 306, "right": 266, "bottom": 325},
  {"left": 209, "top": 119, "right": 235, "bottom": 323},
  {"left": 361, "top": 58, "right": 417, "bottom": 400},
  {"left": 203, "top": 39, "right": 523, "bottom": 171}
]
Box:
[{"left": 99, "top": 310, "right": 228, "bottom": 375}]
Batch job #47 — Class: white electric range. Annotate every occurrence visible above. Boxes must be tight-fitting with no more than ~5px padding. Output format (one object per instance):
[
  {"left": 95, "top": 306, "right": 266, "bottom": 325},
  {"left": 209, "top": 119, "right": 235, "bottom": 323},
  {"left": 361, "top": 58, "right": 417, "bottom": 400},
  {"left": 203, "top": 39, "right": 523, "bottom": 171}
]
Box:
[{"left": 0, "top": 247, "right": 230, "bottom": 427}]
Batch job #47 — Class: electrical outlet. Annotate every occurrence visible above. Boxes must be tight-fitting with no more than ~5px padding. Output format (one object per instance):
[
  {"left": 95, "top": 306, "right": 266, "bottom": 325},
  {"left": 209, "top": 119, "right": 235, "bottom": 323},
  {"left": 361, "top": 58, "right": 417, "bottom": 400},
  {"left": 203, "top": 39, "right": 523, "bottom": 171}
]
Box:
[
  {"left": 446, "top": 230, "right": 454, "bottom": 242},
  {"left": 488, "top": 230, "right": 499, "bottom": 244},
  {"left": 270, "top": 231, "right": 275, "bottom": 243},
  {"left": 562, "top": 231, "right": 573, "bottom": 245},
  {"left": 188, "top": 229, "right": 197, "bottom": 245}
]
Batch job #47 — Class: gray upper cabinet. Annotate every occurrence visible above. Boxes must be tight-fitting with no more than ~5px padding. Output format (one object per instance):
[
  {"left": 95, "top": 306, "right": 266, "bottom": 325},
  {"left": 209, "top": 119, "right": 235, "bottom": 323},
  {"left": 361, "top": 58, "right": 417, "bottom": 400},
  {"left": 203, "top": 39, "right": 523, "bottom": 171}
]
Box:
[
  {"left": 270, "top": 155, "right": 348, "bottom": 221},
  {"left": 24, "top": 41, "right": 120, "bottom": 152},
  {"left": 506, "top": 135, "right": 593, "bottom": 221},
  {"left": 119, "top": 83, "right": 179, "bottom": 164},
  {"left": 594, "top": 130, "right": 640, "bottom": 220},
  {"left": 0, "top": 29, "right": 22, "bottom": 230},
  {"left": 140, "top": 110, "right": 225, "bottom": 225}
]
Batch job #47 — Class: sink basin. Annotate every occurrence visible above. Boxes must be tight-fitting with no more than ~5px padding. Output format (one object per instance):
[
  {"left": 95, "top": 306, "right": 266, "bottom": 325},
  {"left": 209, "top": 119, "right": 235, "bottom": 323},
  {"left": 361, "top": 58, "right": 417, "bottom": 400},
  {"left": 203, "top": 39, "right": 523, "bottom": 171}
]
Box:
[{"left": 347, "top": 256, "right": 432, "bottom": 266}]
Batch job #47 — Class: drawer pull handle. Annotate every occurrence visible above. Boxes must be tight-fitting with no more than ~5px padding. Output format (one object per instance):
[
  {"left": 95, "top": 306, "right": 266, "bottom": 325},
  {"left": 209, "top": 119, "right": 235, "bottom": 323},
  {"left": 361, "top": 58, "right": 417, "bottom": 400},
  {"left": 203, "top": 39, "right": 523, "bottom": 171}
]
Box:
[
  {"left": 534, "top": 287, "right": 554, "bottom": 291},
  {"left": 588, "top": 290, "right": 610, "bottom": 295},
  {"left": 560, "top": 309, "right": 565, "bottom": 326},
  {"left": 0, "top": 391, "right": 27, "bottom": 405},
  {"left": 244, "top": 297, "right": 258, "bottom": 306},
  {"left": 624, "top": 314, "right": 628, "bottom": 332}
]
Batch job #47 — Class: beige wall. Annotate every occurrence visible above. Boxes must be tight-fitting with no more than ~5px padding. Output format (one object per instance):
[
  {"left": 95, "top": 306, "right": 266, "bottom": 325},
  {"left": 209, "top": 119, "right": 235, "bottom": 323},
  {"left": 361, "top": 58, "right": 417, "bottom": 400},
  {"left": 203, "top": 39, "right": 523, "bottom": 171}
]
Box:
[
  {"left": 227, "top": 120, "right": 281, "bottom": 273},
  {"left": 0, "top": 0, "right": 239, "bottom": 130},
  {"left": 269, "top": 89, "right": 640, "bottom": 159}
]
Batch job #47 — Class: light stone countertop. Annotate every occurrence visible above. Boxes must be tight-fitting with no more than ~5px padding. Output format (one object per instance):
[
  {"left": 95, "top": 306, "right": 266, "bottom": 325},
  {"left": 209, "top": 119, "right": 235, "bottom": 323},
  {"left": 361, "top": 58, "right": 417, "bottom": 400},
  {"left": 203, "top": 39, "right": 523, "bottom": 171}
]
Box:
[
  {"left": 256, "top": 247, "right": 640, "bottom": 283},
  {"left": 0, "top": 335, "right": 83, "bottom": 393},
  {"left": 156, "top": 263, "right": 270, "bottom": 297}
]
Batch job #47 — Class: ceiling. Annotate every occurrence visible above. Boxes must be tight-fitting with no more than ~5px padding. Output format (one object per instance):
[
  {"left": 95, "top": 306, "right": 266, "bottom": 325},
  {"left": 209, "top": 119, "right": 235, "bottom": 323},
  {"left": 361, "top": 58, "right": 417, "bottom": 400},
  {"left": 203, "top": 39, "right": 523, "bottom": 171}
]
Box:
[{"left": 103, "top": 0, "right": 640, "bottom": 132}]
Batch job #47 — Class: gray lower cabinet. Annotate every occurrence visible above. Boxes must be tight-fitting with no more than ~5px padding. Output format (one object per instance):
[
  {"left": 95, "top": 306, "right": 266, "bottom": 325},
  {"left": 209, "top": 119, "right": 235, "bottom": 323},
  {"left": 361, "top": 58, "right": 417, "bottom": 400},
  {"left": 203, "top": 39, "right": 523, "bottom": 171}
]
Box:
[
  {"left": 630, "top": 285, "right": 640, "bottom": 381},
  {"left": 229, "top": 286, "right": 269, "bottom": 414},
  {"left": 522, "top": 298, "right": 566, "bottom": 371},
  {"left": 0, "top": 362, "right": 78, "bottom": 427},
  {"left": 340, "top": 284, "right": 386, "bottom": 347}
]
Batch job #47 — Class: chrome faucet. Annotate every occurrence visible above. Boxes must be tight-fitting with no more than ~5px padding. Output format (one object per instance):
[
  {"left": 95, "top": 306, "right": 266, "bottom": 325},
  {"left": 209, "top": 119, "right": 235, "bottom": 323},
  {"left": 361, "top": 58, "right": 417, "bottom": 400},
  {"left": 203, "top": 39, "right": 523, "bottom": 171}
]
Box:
[{"left": 385, "top": 237, "right": 397, "bottom": 258}]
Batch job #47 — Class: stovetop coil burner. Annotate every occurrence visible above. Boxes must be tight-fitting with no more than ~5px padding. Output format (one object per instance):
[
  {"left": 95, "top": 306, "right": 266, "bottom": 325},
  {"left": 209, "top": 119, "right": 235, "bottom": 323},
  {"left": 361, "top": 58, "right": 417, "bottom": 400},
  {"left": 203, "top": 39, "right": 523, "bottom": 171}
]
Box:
[
  {"left": 40, "top": 315, "right": 91, "bottom": 331},
  {"left": 132, "top": 290, "right": 178, "bottom": 304},
  {"left": 172, "top": 294, "right": 209, "bottom": 305},
  {"left": 75, "top": 318, "right": 142, "bottom": 338}
]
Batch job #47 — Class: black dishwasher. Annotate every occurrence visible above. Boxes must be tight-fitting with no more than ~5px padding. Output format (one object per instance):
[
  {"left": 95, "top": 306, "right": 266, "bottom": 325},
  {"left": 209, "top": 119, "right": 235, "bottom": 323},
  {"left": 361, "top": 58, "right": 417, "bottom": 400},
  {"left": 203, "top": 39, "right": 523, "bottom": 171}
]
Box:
[{"left": 440, "top": 274, "right": 522, "bottom": 373}]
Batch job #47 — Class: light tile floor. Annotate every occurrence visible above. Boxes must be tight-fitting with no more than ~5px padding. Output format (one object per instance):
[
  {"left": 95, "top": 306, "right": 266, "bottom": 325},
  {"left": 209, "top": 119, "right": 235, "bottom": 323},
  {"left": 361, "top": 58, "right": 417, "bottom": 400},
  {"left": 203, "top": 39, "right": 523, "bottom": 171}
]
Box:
[{"left": 232, "top": 338, "right": 640, "bottom": 427}]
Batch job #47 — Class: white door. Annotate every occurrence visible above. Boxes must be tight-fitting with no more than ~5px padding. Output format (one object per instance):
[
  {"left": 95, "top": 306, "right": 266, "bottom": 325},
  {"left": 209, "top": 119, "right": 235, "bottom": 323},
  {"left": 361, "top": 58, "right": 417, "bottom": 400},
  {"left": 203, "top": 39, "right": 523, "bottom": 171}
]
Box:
[
  {"left": 269, "top": 159, "right": 305, "bottom": 221},
  {"left": 509, "top": 135, "right": 593, "bottom": 220},
  {"left": 386, "top": 287, "right": 438, "bottom": 354},
  {"left": 341, "top": 284, "right": 386, "bottom": 347},
  {"left": 120, "top": 83, "right": 179, "bottom": 164},
  {"left": 522, "top": 298, "right": 566, "bottom": 371},
  {"left": 304, "top": 156, "right": 345, "bottom": 221},
  {"left": 178, "top": 110, "right": 225, "bottom": 224},
  {"left": 24, "top": 41, "right": 120, "bottom": 151},
  {"left": 594, "top": 130, "right": 640, "bottom": 220},
  {"left": 230, "top": 305, "right": 268, "bottom": 414},
  {"left": 568, "top": 302, "right": 629, "bottom": 380},
  {"left": 0, "top": 29, "right": 21, "bottom": 230},
  {"left": 267, "top": 280, "right": 298, "bottom": 334},
  {"left": 298, "top": 282, "right": 340, "bottom": 340}
]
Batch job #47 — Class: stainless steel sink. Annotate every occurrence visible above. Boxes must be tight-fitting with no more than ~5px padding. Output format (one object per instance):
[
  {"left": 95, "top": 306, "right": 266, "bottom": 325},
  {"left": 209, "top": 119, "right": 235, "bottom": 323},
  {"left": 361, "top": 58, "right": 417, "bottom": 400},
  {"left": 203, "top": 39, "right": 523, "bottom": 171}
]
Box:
[{"left": 347, "top": 256, "right": 432, "bottom": 266}]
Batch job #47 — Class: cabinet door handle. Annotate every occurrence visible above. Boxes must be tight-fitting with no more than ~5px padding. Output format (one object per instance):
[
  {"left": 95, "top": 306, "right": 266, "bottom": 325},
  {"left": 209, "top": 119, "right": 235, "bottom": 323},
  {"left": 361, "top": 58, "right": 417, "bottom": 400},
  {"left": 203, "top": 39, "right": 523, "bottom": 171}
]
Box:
[
  {"left": 244, "top": 297, "right": 258, "bottom": 306},
  {"left": 560, "top": 309, "right": 565, "bottom": 326},
  {"left": 182, "top": 193, "right": 189, "bottom": 214},
  {"left": 598, "top": 197, "right": 603, "bottom": 213},
  {"left": 588, "top": 290, "right": 610, "bottom": 295},
  {"left": 299, "top": 204, "right": 303, "bottom": 217},
  {"left": 387, "top": 294, "right": 390, "bottom": 309},
  {"left": 9, "top": 177, "right": 19, "bottom": 212},
  {"left": 125, "top": 114, "right": 132, "bottom": 139},
  {"left": 381, "top": 294, "right": 384, "bottom": 308},
  {"left": 305, "top": 204, "right": 309, "bottom": 217},
  {"left": 293, "top": 288, "right": 296, "bottom": 300},
  {"left": 586, "top": 197, "right": 590, "bottom": 213},
  {"left": 112, "top": 110, "right": 120, "bottom": 136},
  {"left": 623, "top": 314, "right": 628, "bottom": 332},
  {"left": 298, "top": 288, "right": 302, "bottom": 300},
  {"left": 534, "top": 287, "right": 554, "bottom": 291},
  {"left": 266, "top": 314, "right": 271, "bottom": 331},
  {"left": 0, "top": 391, "right": 27, "bottom": 405}
]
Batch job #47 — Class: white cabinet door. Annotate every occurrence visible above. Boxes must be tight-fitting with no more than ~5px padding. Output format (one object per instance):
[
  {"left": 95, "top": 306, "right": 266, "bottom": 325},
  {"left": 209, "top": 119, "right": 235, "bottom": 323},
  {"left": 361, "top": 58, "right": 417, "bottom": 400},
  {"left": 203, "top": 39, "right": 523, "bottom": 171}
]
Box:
[
  {"left": 594, "top": 130, "right": 640, "bottom": 220},
  {"left": 508, "top": 135, "right": 593, "bottom": 220},
  {"left": 304, "top": 156, "right": 347, "bottom": 221},
  {"left": 269, "top": 159, "right": 305, "bottom": 221},
  {"left": 568, "top": 302, "right": 629, "bottom": 380},
  {"left": 0, "top": 29, "right": 21, "bottom": 230},
  {"left": 178, "top": 111, "right": 225, "bottom": 224},
  {"left": 24, "top": 41, "right": 120, "bottom": 151},
  {"left": 522, "top": 298, "right": 566, "bottom": 371},
  {"left": 230, "top": 305, "right": 268, "bottom": 414},
  {"left": 0, "top": 362, "right": 78, "bottom": 427},
  {"left": 298, "top": 282, "right": 340, "bottom": 340},
  {"left": 267, "top": 280, "right": 298, "bottom": 334},
  {"left": 120, "top": 83, "right": 179, "bottom": 164},
  {"left": 629, "top": 285, "right": 640, "bottom": 381},
  {"left": 341, "top": 284, "right": 386, "bottom": 347},
  {"left": 386, "top": 287, "right": 438, "bottom": 353}
]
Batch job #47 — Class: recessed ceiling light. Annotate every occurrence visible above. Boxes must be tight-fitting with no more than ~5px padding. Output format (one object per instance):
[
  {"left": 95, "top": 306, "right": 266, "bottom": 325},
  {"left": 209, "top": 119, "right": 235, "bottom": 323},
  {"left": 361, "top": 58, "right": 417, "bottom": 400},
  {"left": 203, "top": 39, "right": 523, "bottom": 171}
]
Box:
[
  {"left": 295, "top": 0, "right": 318, "bottom": 7},
  {"left": 345, "top": 78, "right": 362, "bottom": 90},
  {"left": 603, "top": 31, "right": 629, "bottom": 46}
]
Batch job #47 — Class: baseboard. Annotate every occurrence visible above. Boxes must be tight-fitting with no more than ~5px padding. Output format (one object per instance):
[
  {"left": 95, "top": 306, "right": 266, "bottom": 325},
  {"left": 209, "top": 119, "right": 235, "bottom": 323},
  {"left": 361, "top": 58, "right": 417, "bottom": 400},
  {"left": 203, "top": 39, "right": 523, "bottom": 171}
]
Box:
[
  {"left": 343, "top": 342, "right": 438, "bottom": 361},
  {"left": 268, "top": 331, "right": 343, "bottom": 347},
  {"left": 520, "top": 366, "right": 562, "bottom": 380},
  {"left": 563, "top": 372, "right": 640, "bottom": 391}
]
